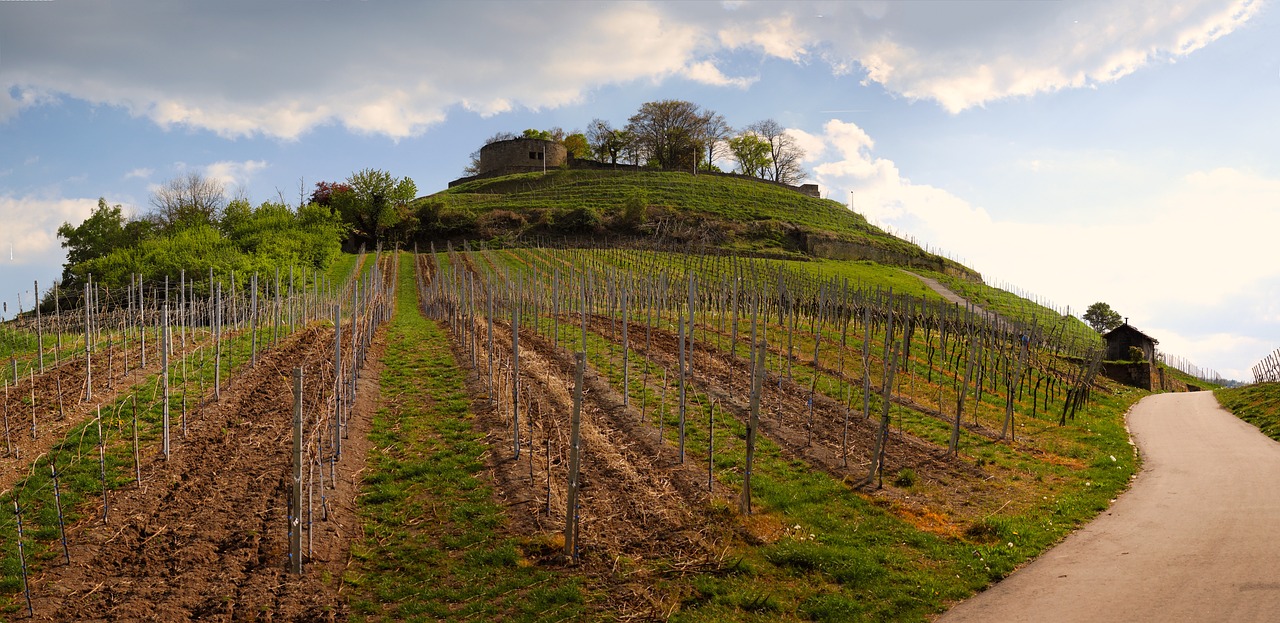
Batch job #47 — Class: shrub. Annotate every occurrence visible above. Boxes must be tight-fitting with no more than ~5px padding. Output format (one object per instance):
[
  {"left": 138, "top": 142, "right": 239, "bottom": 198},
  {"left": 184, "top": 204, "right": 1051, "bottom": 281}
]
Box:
[
  {"left": 550, "top": 206, "right": 602, "bottom": 233},
  {"left": 1128, "top": 346, "right": 1146, "bottom": 362},
  {"left": 476, "top": 209, "right": 527, "bottom": 238}
]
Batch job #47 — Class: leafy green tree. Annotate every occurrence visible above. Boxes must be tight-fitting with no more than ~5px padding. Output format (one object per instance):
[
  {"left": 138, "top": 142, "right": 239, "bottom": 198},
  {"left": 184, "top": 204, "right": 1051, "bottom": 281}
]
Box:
[
  {"left": 748, "top": 119, "right": 808, "bottom": 185},
  {"left": 332, "top": 168, "right": 417, "bottom": 248},
  {"left": 729, "top": 133, "right": 772, "bottom": 178},
  {"left": 1084, "top": 302, "right": 1123, "bottom": 333},
  {"left": 56, "top": 198, "right": 129, "bottom": 283},
  {"left": 563, "top": 132, "right": 591, "bottom": 160}
]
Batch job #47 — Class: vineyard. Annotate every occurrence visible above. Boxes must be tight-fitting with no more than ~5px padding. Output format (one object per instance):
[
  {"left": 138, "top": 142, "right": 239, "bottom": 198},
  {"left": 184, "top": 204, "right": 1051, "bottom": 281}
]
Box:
[{"left": 0, "top": 245, "right": 1149, "bottom": 621}]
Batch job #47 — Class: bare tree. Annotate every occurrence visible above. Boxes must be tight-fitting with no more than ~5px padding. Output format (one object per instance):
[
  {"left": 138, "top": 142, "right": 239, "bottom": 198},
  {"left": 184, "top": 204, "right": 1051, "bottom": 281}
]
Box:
[
  {"left": 625, "top": 100, "right": 713, "bottom": 170},
  {"left": 587, "top": 118, "right": 633, "bottom": 166},
  {"left": 702, "top": 113, "right": 733, "bottom": 171},
  {"left": 748, "top": 119, "right": 808, "bottom": 185},
  {"left": 149, "top": 172, "right": 227, "bottom": 230}
]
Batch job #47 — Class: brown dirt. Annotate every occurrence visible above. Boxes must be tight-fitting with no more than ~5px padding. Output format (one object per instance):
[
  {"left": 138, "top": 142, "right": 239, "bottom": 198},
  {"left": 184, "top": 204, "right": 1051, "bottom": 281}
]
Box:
[
  {"left": 23, "top": 318, "right": 385, "bottom": 622},
  {"left": 0, "top": 332, "right": 214, "bottom": 497},
  {"left": 588, "top": 315, "right": 1030, "bottom": 534}
]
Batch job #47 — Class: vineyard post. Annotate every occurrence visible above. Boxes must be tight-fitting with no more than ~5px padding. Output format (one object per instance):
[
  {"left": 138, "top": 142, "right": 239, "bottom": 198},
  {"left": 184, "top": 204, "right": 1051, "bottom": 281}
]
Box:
[
  {"left": 51, "top": 461, "right": 70, "bottom": 564},
  {"left": 14, "top": 501, "right": 32, "bottom": 617},
  {"left": 950, "top": 315, "right": 976, "bottom": 456},
  {"left": 707, "top": 399, "right": 715, "bottom": 490},
  {"left": 28, "top": 370, "right": 35, "bottom": 439},
  {"left": 487, "top": 288, "right": 495, "bottom": 400},
  {"left": 214, "top": 283, "right": 222, "bottom": 401},
  {"left": 97, "top": 407, "right": 108, "bottom": 521},
  {"left": 333, "top": 303, "right": 342, "bottom": 459},
  {"left": 1, "top": 381, "right": 9, "bottom": 456},
  {"left": 133, "top": 394, "right": 141, "bottom": 485},
  {"left": 162, "top": 302, "right": 170, "bottom": 460},
  {"left": 512, "top": 289, "right": 521, "bottom": 460},
  {"left": 138, "top": 275, "right": 146, "bottom": 370},
  {"left": 54, "top": 280, "right": 61, "bottom": 367},
  {"left": 564, "top": 352, "right": 585, "bottom": 562},
  {"left": 867, "top": 304, "right": 897, "bottom": 486},
  {"left": 251, "top": 273, "right": 259, "bottom": 366},
  {"left": 862, "top": 304, "right": 872, "bottom": 420},
  {"left": 84, "top": 281, "right": 92, "bottom": 401},
  {"left": 741, "top": 339, "right": 765, "bottom": 515},
  {"left": 290, "top": 366, "right": 303, "bottom": 574},
  {"left": 180, "top": 270, "right": 186, "bottom": 349},
  {"left": 677, "top": 312, "right": 686, "bottom": 463},
  {"left": 621, "top": 280, "right": 629, "bottom": 408},
  {"left": 34, "top": 280, "right": 43, "bottom": 373}
]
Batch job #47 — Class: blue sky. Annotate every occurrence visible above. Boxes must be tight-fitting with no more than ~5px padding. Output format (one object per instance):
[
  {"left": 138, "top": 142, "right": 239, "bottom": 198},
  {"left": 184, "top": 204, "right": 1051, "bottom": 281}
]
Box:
[{"left": 1, "top": 0, "right": 1275, "bottom": 380}]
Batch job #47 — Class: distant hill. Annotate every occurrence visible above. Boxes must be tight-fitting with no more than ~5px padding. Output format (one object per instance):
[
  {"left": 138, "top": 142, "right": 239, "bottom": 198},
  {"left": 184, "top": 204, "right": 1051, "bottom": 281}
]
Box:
[{"left": 418, "top": 169, "right": 979, "bottom": 281}]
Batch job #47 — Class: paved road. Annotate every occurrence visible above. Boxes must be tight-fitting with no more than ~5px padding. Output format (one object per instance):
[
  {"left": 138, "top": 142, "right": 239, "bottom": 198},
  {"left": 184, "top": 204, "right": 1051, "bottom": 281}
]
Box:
[{"left": 938, "top": 391, "right": 1280, "bottom": 622}]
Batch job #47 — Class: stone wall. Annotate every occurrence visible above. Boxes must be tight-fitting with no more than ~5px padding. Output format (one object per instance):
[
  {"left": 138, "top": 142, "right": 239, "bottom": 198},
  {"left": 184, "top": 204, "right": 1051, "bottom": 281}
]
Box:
[{"left": 478, "top": 138, "right": 567, "bottom": 176}]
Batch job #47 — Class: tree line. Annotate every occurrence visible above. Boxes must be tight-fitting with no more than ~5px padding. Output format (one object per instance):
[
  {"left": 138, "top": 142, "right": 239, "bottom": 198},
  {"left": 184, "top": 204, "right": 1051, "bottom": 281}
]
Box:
[
  {"left": 465, "top": 99, "right": 808, "bottom": 185},
  {"left": 53, "top": 168, "right": 418, "bottom": 300}
]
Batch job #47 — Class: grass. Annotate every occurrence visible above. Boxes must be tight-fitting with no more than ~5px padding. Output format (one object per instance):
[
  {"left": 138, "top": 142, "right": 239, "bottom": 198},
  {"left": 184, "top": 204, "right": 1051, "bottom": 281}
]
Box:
[
  {"left": 1215, "top": 382, "right": 1280, "bottom": 441},
  {"left": 430, "top": 170, "right": 963, "bottom": 271},
  {"left": 518, "top": 278, "right": 1145, "bottom": 621},
  {"left": 345, "top": 252, "right": 589, "bottom": 622}
]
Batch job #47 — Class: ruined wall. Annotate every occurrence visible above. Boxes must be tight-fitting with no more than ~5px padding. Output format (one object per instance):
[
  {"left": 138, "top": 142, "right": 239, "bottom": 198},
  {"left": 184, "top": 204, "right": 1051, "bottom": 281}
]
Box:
[{"left": 478, "top": 139, "right": 567, "bottom": 176}]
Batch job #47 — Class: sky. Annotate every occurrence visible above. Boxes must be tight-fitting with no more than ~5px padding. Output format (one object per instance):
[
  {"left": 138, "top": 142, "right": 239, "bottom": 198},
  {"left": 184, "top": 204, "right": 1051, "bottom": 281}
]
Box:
[{"left": 1, "top": 0, "right": 1276, "bottom": 381}]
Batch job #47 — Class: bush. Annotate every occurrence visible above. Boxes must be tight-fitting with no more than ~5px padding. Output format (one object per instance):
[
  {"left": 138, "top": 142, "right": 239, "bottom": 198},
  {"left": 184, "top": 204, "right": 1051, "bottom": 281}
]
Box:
[
  {"left": 1128, "top": 346, "right": 1146, "bottom": 362},
  {"left": 476, "top": 209, "right": 527, "bottom": 238},
  {"left": 893, "top": 468, "right": 916, "bottom": 488},
  {"left": 550, "top": 206, "right": 602, "bottom": 233}
]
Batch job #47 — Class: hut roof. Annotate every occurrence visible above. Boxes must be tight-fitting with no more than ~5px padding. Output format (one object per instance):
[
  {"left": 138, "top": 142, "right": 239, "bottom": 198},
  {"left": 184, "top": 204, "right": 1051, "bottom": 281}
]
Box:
[{"left": 1102, "top": 322, "right": 1159, "bottom": 345}]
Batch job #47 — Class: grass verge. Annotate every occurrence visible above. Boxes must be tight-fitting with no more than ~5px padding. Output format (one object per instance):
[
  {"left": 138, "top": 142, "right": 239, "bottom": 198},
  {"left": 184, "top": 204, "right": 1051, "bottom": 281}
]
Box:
[{"left": 344, "top": 252, "right": 588, "bottom": 622}]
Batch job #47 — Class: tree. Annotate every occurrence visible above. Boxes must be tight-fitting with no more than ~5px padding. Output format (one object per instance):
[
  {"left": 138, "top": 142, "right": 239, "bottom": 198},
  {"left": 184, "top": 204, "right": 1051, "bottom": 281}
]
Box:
[
  {"left": 332, "top": 168, "right": 417, "bottom": 248},
  {"left": 587, "top": 119, "right": 636, "bottom": 166},
  {"left": 748, "top": 119, "right": 808, "bottom": 185},
  {"left": 563, "top": 132, "right": 591, "bottom": 160},
  {"left": 702, "top": 113, "right": 733, "bottom": 171},
  {"left": 729, "top": 133, "right": 772, "bottom": 178},
  {"left": 625, "top": 100, "right": 713, "bottom": 170},
  {"left": 150, "top": 172, "right": 227, "bottom": 230},
  {"left": 56, "top": 197, "right": 128, "bottom": 282},
  {"left": 1083, "top": 302, "right": 1123, "bottom": 333}
]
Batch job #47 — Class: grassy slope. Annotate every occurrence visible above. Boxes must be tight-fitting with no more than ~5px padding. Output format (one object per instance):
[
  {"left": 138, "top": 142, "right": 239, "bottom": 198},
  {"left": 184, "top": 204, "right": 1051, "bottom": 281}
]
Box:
[
  {"left": 345, "top": 253, "right": 588, "bottom": 621},
  {"left": 1215, "top": 383, "right": 1280, "bottom": 441},
  {"left": 433, "top": 170, "right": 947, "bottom": 263}
]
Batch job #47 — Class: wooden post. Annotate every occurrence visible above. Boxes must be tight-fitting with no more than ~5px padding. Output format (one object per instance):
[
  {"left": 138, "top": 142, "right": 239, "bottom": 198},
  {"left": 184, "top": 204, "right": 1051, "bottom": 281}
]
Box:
[
  {"left": 84, "top": 281, "right": 92, "bottom": 401},
  {"left": 97, "top": 407, "right": 108, "bottom": 521},
  {"left": 14, "top": 501, "right": 32, "bottom": 617},
  {"left": 290, "top": 366, "right": 303, "bottom": 574},
  {"left": 50, "top": 462, "right": 70, "bottom": 564},
  {"left": 741, "top": 339, "right": 765, "bottom": 515},
  {"left": 162, "top": 303, "right": 170, "bottom": 460},
  {"left": 333, "top": 303, "right": 342, "bottom": 459},
  {"left": 564, "top": 352, "right": 585, "bottom": 562},
  {"left": 34, "top": 280, "right": 43, "bottom": 373},
  {"left": 512, "top": 292, "right": 520, "bottom": 460}
]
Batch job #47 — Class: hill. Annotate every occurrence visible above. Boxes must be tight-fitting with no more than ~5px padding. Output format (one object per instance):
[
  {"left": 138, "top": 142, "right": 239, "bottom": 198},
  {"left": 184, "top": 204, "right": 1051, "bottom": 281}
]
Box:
[{"left": 421, "top": 169, "right": 979, "bottom": 279}]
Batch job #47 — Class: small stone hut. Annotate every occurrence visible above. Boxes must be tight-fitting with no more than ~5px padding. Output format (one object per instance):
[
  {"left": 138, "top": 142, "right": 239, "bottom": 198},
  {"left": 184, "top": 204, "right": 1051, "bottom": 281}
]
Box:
[
  {"left": 478, "top": 138, "right": 567, "bottom": 176},
  {"left": 1103, "top": 321, "right": 1158, "bottom": 362}
]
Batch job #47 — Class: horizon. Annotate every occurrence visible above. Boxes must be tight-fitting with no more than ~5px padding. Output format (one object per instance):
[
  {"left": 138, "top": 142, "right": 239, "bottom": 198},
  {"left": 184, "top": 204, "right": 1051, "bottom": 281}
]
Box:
[{"left": 2, "top": 0, "right": 1275, "bottom": 381}]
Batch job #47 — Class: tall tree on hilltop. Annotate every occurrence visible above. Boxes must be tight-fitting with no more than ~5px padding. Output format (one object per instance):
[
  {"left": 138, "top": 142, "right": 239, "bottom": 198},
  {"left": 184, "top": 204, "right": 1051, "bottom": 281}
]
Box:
[
  {"left": 1083, "top": 302, "right": 1123, "bottom": 333},
  {"left": 702, "top": 112, "right": 733, "bottom": 171},
  {"left": 625, "top": 100, "right": 714, "bottom": 170},
  {"left": 748, "top": 119, "right": 808, "bottom": 185},
  {"left": 150, "top": 172, "right": 227, "bottom": 231},
  {"left": 729, "top": 133, "right": 772, "bottom": 178},
  {"left": 331, "top": 168, "right": 417, "bottom": 248}
]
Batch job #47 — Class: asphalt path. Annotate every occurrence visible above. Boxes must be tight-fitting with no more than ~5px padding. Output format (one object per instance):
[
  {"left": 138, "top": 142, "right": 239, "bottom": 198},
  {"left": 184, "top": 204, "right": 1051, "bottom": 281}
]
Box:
[{"left": 938, "top": 391, "right": 1280, "bottom": 622}]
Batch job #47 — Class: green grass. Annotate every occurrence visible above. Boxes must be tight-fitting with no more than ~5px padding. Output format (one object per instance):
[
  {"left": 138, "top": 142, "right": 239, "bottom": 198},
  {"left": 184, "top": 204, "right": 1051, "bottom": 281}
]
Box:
[
  {"left": 430, "top": 170, "right": 963, "bottom": 270},
  {"left": 345, "top": 252, "right": 588, "bottom": 622},
  {"left": 521, "top": 286, "right": 1144, "bottom": 621},
  {"left": 921, "top": 271, "right": 1101, "bottom": 349},
  {"left": 1216, "top": 382, "right": 1280, "bottom": 441}
]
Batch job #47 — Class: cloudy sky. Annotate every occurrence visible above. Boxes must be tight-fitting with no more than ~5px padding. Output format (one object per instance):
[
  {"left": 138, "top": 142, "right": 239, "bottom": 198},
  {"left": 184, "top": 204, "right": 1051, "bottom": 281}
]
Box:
[{"left": 1, "top": 0, "right": 1275, "bottom": 380}]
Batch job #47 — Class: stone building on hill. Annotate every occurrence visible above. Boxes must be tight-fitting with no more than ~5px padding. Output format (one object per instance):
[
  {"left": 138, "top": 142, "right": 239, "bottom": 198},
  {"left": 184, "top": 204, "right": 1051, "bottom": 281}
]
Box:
[{"left": 478, "top": 138, "right": 567, "bottom": 177}]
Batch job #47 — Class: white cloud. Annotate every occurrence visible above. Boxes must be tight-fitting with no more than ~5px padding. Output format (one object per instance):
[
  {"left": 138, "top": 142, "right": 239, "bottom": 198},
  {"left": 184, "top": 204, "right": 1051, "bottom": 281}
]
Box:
[
  {"left": 682, "top": 61, "right": 757, "bottom": 89},
  {"left": 124, "top": 167, "right": 154, "bottom": 180},
  {"left": 2, "top": 2, "right": 1257, "bottom": 137},
  {"left": 805, "top": 119, "right": 1279, "bottom": 380},
  {"left": 203, "top": 160, "right": 269, "bottom": 191},
  {"left": 0, "top": 194, "right": 98, "bottom": 265}
]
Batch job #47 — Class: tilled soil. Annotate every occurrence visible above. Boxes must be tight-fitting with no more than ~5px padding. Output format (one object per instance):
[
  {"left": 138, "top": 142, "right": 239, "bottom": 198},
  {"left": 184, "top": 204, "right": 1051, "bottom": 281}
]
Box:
[
  {"left": 25, "top": 322, "right": 382, "bottom": 622},
  {"left": 590, "top": 316, "right": 1024, "bottom": 534},
  {"left": 467, "top": 317, "right": 733, "bottom": 564},
  {"left": 0, "top": 334, "right": 212, "bottom": 497}
]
